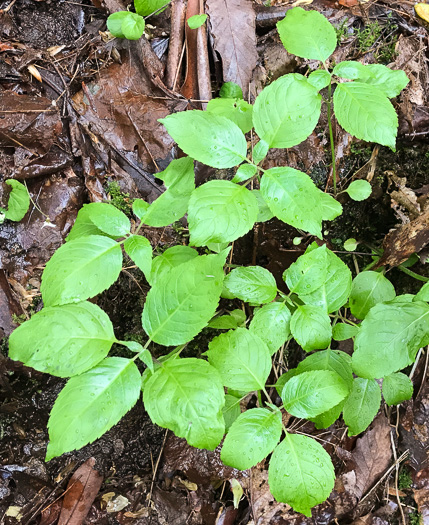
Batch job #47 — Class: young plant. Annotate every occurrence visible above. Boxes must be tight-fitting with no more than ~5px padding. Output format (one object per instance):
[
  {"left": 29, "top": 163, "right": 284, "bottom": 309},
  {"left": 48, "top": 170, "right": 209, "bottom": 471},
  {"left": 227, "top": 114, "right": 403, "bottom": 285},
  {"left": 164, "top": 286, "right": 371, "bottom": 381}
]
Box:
[
  {"left": 0, "top": 179, "right": 30, "bottom": 224},
  {"left": 106, "top": 0, "right": 169, "bottom": 40},
  {"left": 8, "top": 7, "right": 422, "bottom": 518}
]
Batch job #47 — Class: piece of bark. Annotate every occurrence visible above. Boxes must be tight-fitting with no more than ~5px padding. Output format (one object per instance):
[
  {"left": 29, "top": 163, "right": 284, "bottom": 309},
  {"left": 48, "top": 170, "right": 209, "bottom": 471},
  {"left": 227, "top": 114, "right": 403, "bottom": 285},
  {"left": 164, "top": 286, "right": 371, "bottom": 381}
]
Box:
[{"left": 166, "top": 0, "right": 187, "bottom": 90}]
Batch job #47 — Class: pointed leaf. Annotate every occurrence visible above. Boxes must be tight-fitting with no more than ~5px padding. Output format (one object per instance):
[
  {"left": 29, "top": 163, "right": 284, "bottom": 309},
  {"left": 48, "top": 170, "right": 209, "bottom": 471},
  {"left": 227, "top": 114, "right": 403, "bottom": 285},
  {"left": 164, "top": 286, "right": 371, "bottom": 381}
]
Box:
[
  {"left": 150, "top": 245, "right": 198, "bottom": 285},
  {"left": 249, "top": 302, "right": 291, "bottom": 354},
  {"left": 207, "top": 98, "right": 253, "bottom": 134},
  {"left": 221, "top": 408, "right": 282, "bottom": 469},
  {"left": 132, "top": 199, "right": 149, "bottom": 220},
  {"left": 332, "top": 323, "right": 359, "bottom": 341},
  {"left": 415, "top": 281, "right": 429, "bottom": 302},
  {"left": 349, "top": 271, "right": 396, "bottom": 319},
  {"left": 343, "top": 378, "right": 381, "bottom": 436},
  {"left": 142, "top": 252, "right": 227, "bottom": 345},
  {"left": 333, "top": 82, "right": 398, "bottom": 150},
  {"left": 159, "top": 111, "right": 247, "bottom": 168},
  {"left": 382, "top": 372, "right": 413, "bottom": 406},
  {"left": 41, "top": 235, "right": 122, "bottom": 306},
  {"left": 124, "top": 235, "right": 152, "bottom": 282},
  {"left": 223, "top": 394, "right": 242, "bottom": 431},
  {"left": 311, "top": 401, "right": 344, "bottom": 430},
  {"left": 74, "top": 202, "right": 130, "bottom": 238},
  {"left": 143, "top": 358, "right": 225, "bottom": 449},
  {"left": 46, "top": 357, "right": 141, "bottom": 460},
  {"left": 357, "top": 64, "right": 409, "bottom": 98},
  {"left": 9, "top": 301, "right": 115, "bottom": 377},
  {"left": 207, "top": 327, "right": 272, "bottom": 391},
  {"left": 253, "top": 189, "right": 274, "bottom": 222},
  {"left": 281, "top": 370, "right": 348, "bottom": 418},
  {"left": 333, "top": 61, "right": 369, "bottom": 80},
  {"left": 296, "top": 349, "right": 353, "bottom": 390},
  {"left": 253, "top": 74, "right": 321, "bottom": 149},
  {"left": 290, "top": 305, "right": 332, "bottom": 352},
  {"left": 67, "top": 203, "right": 117, "bottom": 242},
  {"left": 253, "top": 139, "right": 269, "bottom": 164},
  {"left": 269, "top": 433, "right": 335, "bottom": 517},
  {"left": 223, "top": 266, "right": 277, "bottom": 304},
  {"left": 4, "top": 180, "right": 30, "bottom": 221},
  {"left": 188, "top": 180, "right": 258, "bottom": 246},
  {"left": 232, "top": 164, "right": 257, "bottom": 183}
]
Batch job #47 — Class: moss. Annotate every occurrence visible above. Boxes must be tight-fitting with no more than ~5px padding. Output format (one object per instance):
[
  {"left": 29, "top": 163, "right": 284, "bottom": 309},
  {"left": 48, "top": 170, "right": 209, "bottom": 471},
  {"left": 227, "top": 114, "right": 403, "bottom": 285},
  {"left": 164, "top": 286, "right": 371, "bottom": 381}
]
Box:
[
  {"left": 105, "top": 181, "right": 133, "bottom": 216},
  {"left": 409, "top": 512, "right": 422, "bottom": 525},
  {"left": 398, "top": 467, "right": 413, "bottom": 490},
  {"left": 355, "top": 16, "right": 399, "bottom": 64}
]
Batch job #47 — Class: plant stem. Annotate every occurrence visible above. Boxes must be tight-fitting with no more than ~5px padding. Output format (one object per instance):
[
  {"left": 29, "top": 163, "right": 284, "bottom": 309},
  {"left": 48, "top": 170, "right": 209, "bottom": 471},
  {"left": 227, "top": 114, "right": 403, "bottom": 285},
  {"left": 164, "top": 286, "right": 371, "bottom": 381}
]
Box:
[{"left": 326, "top": 81, "right": 337, "bottom": 195}]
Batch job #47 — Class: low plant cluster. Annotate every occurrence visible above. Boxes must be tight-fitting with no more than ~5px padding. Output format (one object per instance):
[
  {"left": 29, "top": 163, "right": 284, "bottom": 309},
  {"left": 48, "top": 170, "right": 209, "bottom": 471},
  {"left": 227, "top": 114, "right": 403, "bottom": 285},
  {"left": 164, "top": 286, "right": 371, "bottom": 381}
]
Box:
[{"left": 7, "top": 7, "right": 429, "bottom": 517}]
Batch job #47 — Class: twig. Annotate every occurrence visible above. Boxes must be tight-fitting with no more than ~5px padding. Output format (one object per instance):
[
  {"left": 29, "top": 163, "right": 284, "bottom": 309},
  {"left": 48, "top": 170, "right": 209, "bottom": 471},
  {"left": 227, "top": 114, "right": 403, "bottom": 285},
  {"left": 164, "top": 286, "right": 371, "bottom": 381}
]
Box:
[
  {"left": 146, "top": 429, "right": 169, "bottom": 506},
  {"left": 390, "top": 430, "right": 406, "bottom": 525}
]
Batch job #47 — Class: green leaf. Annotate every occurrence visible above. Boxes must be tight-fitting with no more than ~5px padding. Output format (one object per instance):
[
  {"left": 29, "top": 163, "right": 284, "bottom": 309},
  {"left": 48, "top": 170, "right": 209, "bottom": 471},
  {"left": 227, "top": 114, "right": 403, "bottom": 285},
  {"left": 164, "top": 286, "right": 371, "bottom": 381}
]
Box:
[
  {"left": 249, "top": 302, "right": 291, "bottom": 354},
  {"left": 223, "top": 266, "right": 277, "bottom": 304},
  {"left": 281, "top": 370, "right": 348, "bottom": 418},
  {"left": 117, "top": 340, "right": 154, "bottom": 372},
  {"left": 357, "top": 64, "right": 409, "bottom": 98},
  {"left": 9, "top": 301, "right": 115, "bottom": 377},
  {"left": 253, "top": 74, "right": 321, "bottom": 149},
  {"left": 232, "top": 164, "right": 257, "bottom": 183},
  {"left": 284, "top": 244, "right": 329, "bottom": 295},
  {"left": 121, "top": 12, "right": 145, "bottom": 40},
  {"left": 297, "top": 247, "right": 352, "bottom": 313},
  {"left": 253, "top": 190, "right": 274, "bottom": 222},
  {"left": 74, "top": 202, "right": 130, "bottom": 238},
  {"left": 333, "top": 82, "right": 398, "bottom": 150},
  {"left": 332, "top": 323, "right": 359, "bottom": 341},
  {"left": 349, "top": 271, "right": 396, "bottom": 319},
  {"left": 207, "top": 327, "right": 272, "bottom": 391},
  {"left": 46, "top": 357, "right": 141, "bottom": 460},
  {"left": 345, "top": 180, "right": 372, "bottom": 201},
  {"left": 187, "top": 14, "right": 207, "bottom": 29},
  {"left": 253, "top": 140, "right": 269, "bottom": 164},
  {"left": 188, "top": 180, "right": 258, "bottom": 246},
  {"left": 207, "top": 99, "right": 253, "bottom": 134},
  {"left": 353, "top": 302, "right": 429, "bottom": 378},
  {"left": 4, "top": 180, "right": 30, "bottom": 222},
  {"left": 143, "top": 358, "right": 225, "bottom": 450},
  {"left": 159, "top": 111, "right": 247, "bottom": 168},
  {"left": 318, "top": 190, "right": 343, "bottom": 220},
  {"left": 311, "top": 401, "right": 344, "bottom": 429},
  {"left": 41, "top": 235, "right": 123, "bottom": 307},
  {"left": 415, "top": 281, "right": 429, "bottom": 302},
  {"left": 269, "top": 433, "right": 335, "bottom": 517},
  {"left": 260, "top": 167, "right": 331, "bottom": 238},
  {"left": 290, "top": 305, "right": 332, "bottom": 352},
  {"left": 333, "top": 61, "right": 369, "bottom": 80},
  {"left": 221, "top": 408, "right": 282, "bottom": 470},
  {"left": 277, "top": 7, "right": 337, "bottom": 62},
  {"left": 207, "top": 242, "right": 230, "bottom": 253},
  {"left": 223, "top": 393, "right": 242, "bottom": 431},
  {"left": 208, "top": 314, "right": 240, "bottom": 329},
  {"left": 135, "top": 0, "right": 168, "bottom": 16},
  {"left": 106, "top": 11, "right": 129, "bottom": 38},
  {"left": 308, "top": 70, "right": 331, "bottom": 90},
  {"left": 343, "top": 378, "right": 381, "bottom": 436},
  {"left": 140, "top": 157, "right": 195, "bottom": 227},
  {"left": 142, "top": 252, "right": 227, "bottom": 345},
  {"left": 275, "top": 369, "right": 299, "bottom": 396},
  {"left": 296, "top": 349, "right": 353, "bottom": 390},
  {"left": 124, "top": 235, "right": 152, "bottom": 282},
  {"left": 382, "top": 372, "right": 413, "bottom": 406},
  {"left": 67, "top": 204, "right": 115, "bottom": 242},
  {"left": 150, "top": 245, "right": 198, "bottom": 285},
  {"left": 132, "top": 199, "right": 150, "bottom": 220},
  {"left": 344, "top": 238, "right": 358, "bottom": 251},
  {"left": 220, "top": 82, "right": 243, "bottom": 99}
]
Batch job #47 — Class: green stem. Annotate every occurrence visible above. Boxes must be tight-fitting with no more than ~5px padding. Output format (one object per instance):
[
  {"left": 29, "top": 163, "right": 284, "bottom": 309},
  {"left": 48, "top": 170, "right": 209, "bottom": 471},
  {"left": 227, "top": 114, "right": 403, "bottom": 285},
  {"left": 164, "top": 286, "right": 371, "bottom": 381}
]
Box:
[
  {"left": 326, "top": 81, "right": 337, "bottom": 195},
  {"left": 398, "top": 265, "right": 429, "bottom": 283}
]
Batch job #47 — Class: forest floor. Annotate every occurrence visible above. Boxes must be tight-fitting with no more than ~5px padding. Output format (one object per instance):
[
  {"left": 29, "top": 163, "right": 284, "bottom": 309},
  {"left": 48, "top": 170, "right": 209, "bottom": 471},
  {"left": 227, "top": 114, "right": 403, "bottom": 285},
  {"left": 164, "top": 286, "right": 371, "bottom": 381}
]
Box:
[{"left": 0, "top": 0, "right": 428, "bottom": 524}]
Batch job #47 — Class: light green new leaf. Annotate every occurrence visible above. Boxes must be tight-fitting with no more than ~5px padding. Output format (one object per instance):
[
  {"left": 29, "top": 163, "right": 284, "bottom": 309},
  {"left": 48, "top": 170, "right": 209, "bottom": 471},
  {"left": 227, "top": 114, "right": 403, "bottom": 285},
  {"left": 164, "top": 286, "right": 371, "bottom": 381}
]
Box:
[
  {"left": 290, "top": 305, "right": 332, "bottom": 352},
  {"left": 132, "top": 199, "right": 149, "bottom": 220},
  {"left": 107, "top": 11, "right": 145, "bottom": 40},
  {"left": 332, "top": 323, "right": 359, "bottom": 341},
  {"left": 311, "top": 401, "right": 344, "bottom": 430},
  {"left": 344, "top": 238, "right": 358, "bottom": 251},
  {"left": 223, "top": 393, "right": 242, "bottom": 431},
  {"left": 67, "top": 203, "right": 114, "bottom": 242},
  {"left": 207, "top": 98, "right": 253, "bottom": 134},
  {"left": 9, "top": 301, "right": 115, "bottom": 378},
  {"left": 318, "top": 190, "right": 343, "bottom": 221},
  {"left": 232, "top": 164, "right": 257, "bottom": 183},
  {"left": 345, "top": 180, "right": 372, "bottom": 201},
  {"left": 150, "top": 245, "right": 198, "bottom": 285},
  {"left": 284, "top": 244, "right": 328, "bottom": 295},
  {"left": 253, "top": 140, "right": 269, "bottom": 164},
  {"left": 349, "top": 271, "right": 396, "bottom": 319},
  {"left": 296, "top": 349, "right": 353, "bottom": 390},
  {"left": 253, "top": 74, "right": 321, "bottom": 148},
  {"left": 220, "top": 82, "right": 243, "bottom": 99},
  {"left": 4, "top": 180, "right": 30, "bottom": 222},
  {"left": 269, "top": 433, "right": 335, "bottom": 516},
  {"left": 308, "top": 70, "right": 331, "bottom": 90},
  {"left": 333, "top": 82, "right": 398, "bottom": 150},
  {"left": 124, "top": 235, "right": 152, "bottom": 282},
  {"left": 188, "top": 180, "right": 258, "bottom": 246},
  {"left": 142, "top": 252, "right": 227, "bottom": 345},
  {"left": 343, "top": 378, "right": 381, "bottom": 436},
  {"left": 106, "top": 11, "right": 129, "bottom": 38},
  {"left": 159, "top": 111, "right": 247, "bottom": 168},
  {"left": 75, "top": 202, "right": 130, "bottom": 238},
  {"left": 221, "top": 408, "right": 282, "bottom": 470},
  {"left": 415, "top": 281, "right": 429, "bottom": 302},
  {"left": 357, "top": 64, "right": 409, "bottom": 98},
  {"left": 253, "top": 190, "right": 274, "bottom": 222},
  {"left": 277, "top": 7, "right": 337, "bottom": 62},
  {"left": 118, "top": 340, "right": 154, "bottom": 372},
  {"left": 187, "top": 14, "right": 207, "bottom": 29},
  {"left": 333, "top": 61, "right": 369, "bottom": 80},
  {"left": 135, "top": 0, "right": 168, "bottom": 16},
  {"left": 249, "top": 302, "right": 291, "bottom": 354},
  {"left": 207, "top": 328, "right": 272, "bottom": 391},
  {"left": 281, "top": 370, "right": 348, "bottom": 418},
  {"left": 275, "top": 370, "right": 299, "bottom": 396},
  {"left": 41, "top": 235, "right": 122, "bottom": 306},
  {"left": 382, "top": 372, "right": 413, "bottom": 406},
  {"left": 353, "top": 301, "right": 429, "bottom": 378},
  {"left": 223, "top": 266, "right": 277, "bottom": 304},
  {"left": 143, "top": 358, "right": 225, "bottom": 450},
  {"left": 141, "top": 157, "right": 195, "bottom": 227},
  {"left": 46, "top": 357, "right": 141, "bottom": 460}
]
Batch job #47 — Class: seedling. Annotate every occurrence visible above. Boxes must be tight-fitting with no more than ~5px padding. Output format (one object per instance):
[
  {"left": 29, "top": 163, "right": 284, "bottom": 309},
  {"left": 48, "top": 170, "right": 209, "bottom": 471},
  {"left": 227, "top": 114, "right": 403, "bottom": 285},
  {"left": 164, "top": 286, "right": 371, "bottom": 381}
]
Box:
[
  {"left": 0, "top": 179, "right": 30, "bottom": 224},
  {"left": 8, "top": 8, "right": 425, "bottom": 518}
]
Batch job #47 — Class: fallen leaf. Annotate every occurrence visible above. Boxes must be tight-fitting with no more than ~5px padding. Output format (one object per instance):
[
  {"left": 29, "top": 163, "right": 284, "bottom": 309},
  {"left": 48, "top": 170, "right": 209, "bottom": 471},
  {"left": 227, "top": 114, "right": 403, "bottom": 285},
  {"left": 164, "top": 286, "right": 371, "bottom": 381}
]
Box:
[
  {"left": 415, "top": 3, "right": 429, "bottom": 23},
  {"left": 206, "top": 0, "right": 258, "bottom": 98},
  {"left": 58, "top": 457, "right": 103, "bottom": 525},
  {"left": 414, "top": 468, "right": 429, "bottom": 524},
  {"left": 250, "top": 466, "right": 292, "bottom": 524}
]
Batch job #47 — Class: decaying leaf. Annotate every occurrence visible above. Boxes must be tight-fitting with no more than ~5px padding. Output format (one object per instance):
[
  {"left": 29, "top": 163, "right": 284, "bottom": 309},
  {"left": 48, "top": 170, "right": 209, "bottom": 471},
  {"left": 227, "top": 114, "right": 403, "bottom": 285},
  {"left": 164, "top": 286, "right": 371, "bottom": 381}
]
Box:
[
  {"left": 250, "top": 467, "right": 292, "bottom": 524},
  {"left": 414, "top": 468, "right": 429, "bottom": 523}
]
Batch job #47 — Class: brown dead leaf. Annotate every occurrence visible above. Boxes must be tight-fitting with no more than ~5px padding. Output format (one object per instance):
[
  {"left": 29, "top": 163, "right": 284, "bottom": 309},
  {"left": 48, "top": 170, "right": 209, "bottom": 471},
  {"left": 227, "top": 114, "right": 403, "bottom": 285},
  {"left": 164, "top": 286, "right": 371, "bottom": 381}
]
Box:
[
  {"left": 340, "top": 415, "right": 392, "bottom": 501},
  {"left": 58, "top": 458, "right": 103, "bottom": 525},
  {"left": 250, "top": 467, "right": 292, "bottom": 524},
  {"left": 414, "top": 468, "right": 429, "bottom": 524},
  {"left": 207, "top": 0, "right": 258, "bottom": 98}
]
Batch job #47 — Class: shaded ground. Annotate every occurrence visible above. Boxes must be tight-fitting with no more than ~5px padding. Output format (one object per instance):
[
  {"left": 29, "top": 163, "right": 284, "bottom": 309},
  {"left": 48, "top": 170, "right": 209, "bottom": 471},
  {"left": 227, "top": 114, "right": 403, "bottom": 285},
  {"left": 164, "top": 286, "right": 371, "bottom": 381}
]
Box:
[{"left": 0, "top": 0, "right": 428, "bottom": 524}]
